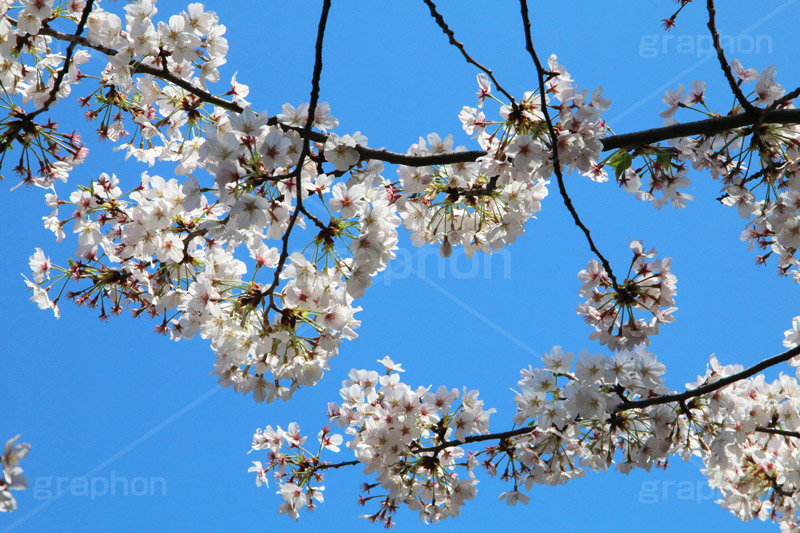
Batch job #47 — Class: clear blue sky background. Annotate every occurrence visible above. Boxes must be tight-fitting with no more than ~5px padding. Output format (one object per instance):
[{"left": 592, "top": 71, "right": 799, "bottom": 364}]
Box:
[{"left": 2, "top": 1, "right": 798, "bottom": 531}]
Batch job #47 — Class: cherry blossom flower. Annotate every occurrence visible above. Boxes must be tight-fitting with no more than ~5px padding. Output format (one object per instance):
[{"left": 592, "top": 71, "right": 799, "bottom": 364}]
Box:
[{"left": 1, "top": 435, "right": 31, "bottom": 512}]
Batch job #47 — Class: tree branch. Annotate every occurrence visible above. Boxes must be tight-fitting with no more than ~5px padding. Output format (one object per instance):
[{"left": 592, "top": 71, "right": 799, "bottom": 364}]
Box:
[
  {"left": 25, "top": 16, "right": 800, "bottom": 172},
  {"left": 615, "top": 344, "right": 800, "bottom": 412},
  {"left": 27, "top": 1, "right": 95, "bottom": 120},
  {"left": 411, "top": 426, "right": 537, "bottom": 456},
  {"left": 755, "top": 427, "right": 800, "bottom": 439},
  {"left": 262, "top": 0, "right": 331, "bottom": 309},
  {"left": 338, "top": 343, "right": 800, "bottom": 463},
  {"left": 601, "top": 109, "right": 800, "bottom": 150},
  {"left": 299, "top": 204, "right": 328, "bottom": 231},
  {"left": 357, "top": 109, "right": 800, "bottom": 164},
  {"left": 421, "top": 0, "right": 516, "bottom": 105},
  {"left": 518, "top": 0, "right": 620, "bottom": 291},
  {"left": 31, "top": 22, "right": 246, "bottom": 114},
  {"left": 706, "top": 0, "right": 754, "bottom": 113},
  {"left": 311, "top": 459, "right": 360, "bottom": 471}
]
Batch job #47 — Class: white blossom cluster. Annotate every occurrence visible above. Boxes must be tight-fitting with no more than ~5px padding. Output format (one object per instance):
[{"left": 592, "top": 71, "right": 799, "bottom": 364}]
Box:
[
  {"left": 576, "top": 240, "right": 678, "bottom": 350},
  {"left": 0, "top": 435, "right": 30, "bottom": 512},
  {"left": 608, "top": 62, "right": 789, "bottom": 212},
  {"left": 10, "top": 2, "right": 408, "bottom": 403},
  {"left": 0, "top": 0, "right": 233, "bottom": 187},
  {"left": 508, "top": 345, "right": 674, "bottom": 486},
  {"left": 687, "top": 355, "right": 800, "bottom": 531},
  {"left": 29, "top": 154, "right": 400, "bottom": 402},
  {"left": 512, "top": 345, "right": 800, "bottom": 532},
  {"left": 6, "top": 1, "right": 800, "bottom": 529},
  {"left": 87, "top": 0, "right": 229, "bottom": 98},
  {"left": 251, "top": 356, "right": 494, "bottom": 526},
  {"left": 251, "top": 337, "right": 800, "bottom": 528},
  {"left": 396, "top": 54, "right": 609, "bottom": 258},
  {"left": 671, "top": 63, "right": 800, "bottom": 281},
  {"left": 607, "top": 60, "right": 800, "bottom": 283},
  {"left": 0, "top": 2, "right": 90, "bottom": 188}
]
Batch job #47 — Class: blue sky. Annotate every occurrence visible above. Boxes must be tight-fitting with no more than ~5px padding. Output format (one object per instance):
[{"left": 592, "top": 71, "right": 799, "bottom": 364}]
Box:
[{"left": 2, "top": 0, "right": 798, "bottom": 531}]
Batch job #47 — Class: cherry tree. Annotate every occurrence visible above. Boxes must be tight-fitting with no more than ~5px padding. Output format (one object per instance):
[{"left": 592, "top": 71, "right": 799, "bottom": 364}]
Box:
[{"left": 2, "top": 0, "right": 800, "bottom": 529}]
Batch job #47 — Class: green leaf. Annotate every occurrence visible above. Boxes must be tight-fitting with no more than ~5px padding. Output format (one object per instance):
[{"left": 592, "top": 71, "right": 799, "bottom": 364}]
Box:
[
  {"left": 611, "top": 152, "right": 632, "bottom": 179},
  {"left": 656, "top": 150, "right": 672, "bottom": 170}
]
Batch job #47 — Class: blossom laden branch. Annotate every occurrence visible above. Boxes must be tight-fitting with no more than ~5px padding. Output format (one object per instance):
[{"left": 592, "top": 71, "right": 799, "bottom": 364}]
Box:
[
  {"left": 8, "top": 1, "right": 800, "bottom": 526},
  {"left": 18, "top": 13, "right": 800, "bottom": 178},
  {"left": 251, "top": 337, "right": 800, "bottom": 526},
  {"left": 601, "top": 108, "right": 800, "bottom": 150},
  {"left": 361, "top": 109, "right": 800, "bottom": 164},
  {"left": 27, "top": 0, "right": 96, "bottom": 120},
  {"left": 32, "top": 21, "right": 245, "bottom": 114},
  {"left": 298, "top": 342, "right": 800, "bottom": 474},
  {"left": 616, "top": 344, "right": 800, "bottom": 412},
  {"left": 343, "top": 109, "right": 800, "bottom": 168}
]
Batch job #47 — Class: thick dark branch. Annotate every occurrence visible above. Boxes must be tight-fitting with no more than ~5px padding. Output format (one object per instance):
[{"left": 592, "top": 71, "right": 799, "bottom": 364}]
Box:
[
  {"left": 27, "top": 1, "right": 95, "bottom": 120},
  {"left": 342, "top": 109, "right": 800, "bottom": 167},
  {"left": 412, "top": 426, "right": 536, "bottom": 455},
  {"left": 263, "top": 0, "right": 331, "bottom": 307},
  {"left": 518, "top": 0, "right": 620, "bottom": 291},
  {"left": 602, "top": 109, "right": 800, "bottom": 150},
  {"left": 363, "top": 110, "right": 800, "bottom": 164},
  {"left": 616, "top": 344, "right": 800, "bottom": 412},
  {"left": 421, "top": 0, "right": 516, "bottom": 105},
  {"left": 706, "top": 0, "right": 754, "bottom": 113},
  {"left": 755, "top": 427, "right": 800, "bottom": 439},
  {"left": 355, "top": 146, "right": 485, "bottom": 166}
]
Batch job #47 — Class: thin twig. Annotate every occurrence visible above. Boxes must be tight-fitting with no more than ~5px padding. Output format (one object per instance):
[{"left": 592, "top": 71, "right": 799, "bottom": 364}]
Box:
[
  {"left": 299, "top": 204, "right": 328, "bottom": 231},
  {"left": 262, "top": 0, "right": 332, "bottom": 309},
  {"left": 421, "top": 0, "right": 516, "bottom": 105},
  {"left": 706, "top": 0, "right": 754, "bottom": 113},
  {"left": 412, "top": 425, "right": 537, "bottom": 456},
  {"left": 310, "top": 459, "right": 360, "bottom": 471},
  {"left": 458, "top": 175, "right": 498, "bottom": 198},
  {"left": 772, "top": 85, "right": 800, "bottom": 109},
  {"left": 27, "top": 1, "right": 95, "bottom": 120},
  {"left": 518, "top": 0, "right": 620, "bottom": 291}
]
